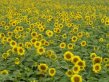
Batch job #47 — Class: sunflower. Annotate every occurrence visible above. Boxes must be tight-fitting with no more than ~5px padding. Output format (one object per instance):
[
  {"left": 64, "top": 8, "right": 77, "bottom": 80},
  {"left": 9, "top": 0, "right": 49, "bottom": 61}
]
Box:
[
  {"left": 62, "top": 34, "right": 67, "bottom": 39},
  {"left": 66, "top": 70, "right": 73, "bottom": 77},
  {"left": 40, "top": 39, "right": 46, "bottom": 45},
  {"left": 71, "top": 74, "right": 82, "bottom": 82},
  {"left": 7, "top": 49, "right": 12, "bottom": 54},
  {"left": 38, "top": 63, "right": 48, "bottom": 73},
  {"left": 99, "top": 38, "right": 104, "bottom": 43},
  {"left": 2, "top": 53, "right": 10, "bottom": 59},
  {"left": 30, "top": 24, "right": 35, "bottom": 29},
  {"left": 19, "top": 26, "right": 24, "bottom": 31},
  {"left": 11, "top": 21, "right": 17, "bottom": 26},
  {"left": 4, "top": 26, "right": 10, "bottom": 30},
  {"left": 10, "top": 40, "right": 17, "bottom": 47},
  {"left": 93, "top": 46, "right": 99, "bottom": 51},
  {"left": 53, "top": 27, "right": 61, "bottom": 33},
  {"left": 76, "top": 60, "right": 86, "bottom": 68},
  {"left": 90, "top": 53, "right": 97, "bottom": 59},
  {"left": 15, "top": 34, "right": 21, "bottom": 39},
  {"left": 31, "top": 38, "right": 37, "bottom": 44},
  {"left": 25, "top": 42, "right": 32, "bottom": 49},
  {"left": 103, "top": 58, "right": 109, "bottom": 63},
  {"left": 77, "top": 32, "right": 83, "bottom": 38},
  {"left": 59, "top": 23, "right": 63, "bottom": 28},
  {"left": 72, "top": 65, "right": 80, "bottom": 74},
  {"left": 17, "top": 47, "right": 25, "bottom": 56},
  {"left": 80, "top": 66, "right": 85, "bottom": 71},
  {"left": 14, "top": 58, "right": 20, "bottom": 65},
  {"left": 44, "top": 41, "right": 50, "bottom": 46},
  {"left": 73, "top": 27, "right": 78, "bottom": 33},
  {"left": 37, "top": 34, "right": 43, "bottom": 40},
  {"left": 85, "top": 32, "right": 90, "bottom": 38},
  {"left": 71, "top": 56, "right": 81, "bottom": 64},
  {"left": 30, "top": 80, "right": 38, "bottom": 82},
  {"left": 49, "top": 68, "right": 56, "bottom": 77},
  {"left": 15, "top": 26, "right": 20, "bottom": 31},
  {"left": 39, "top": 27, "right": 45, "bottom": 32},
  {"left": 0, "top": 70, "right": 9, "bottom": 75},
  {"left": 105, "top": 64, "right": 109, "bottom": 69},
  {"left": 106, "top": 33, "right": 109, "bottom": 38},
  {"left": 64, "top": 51, "right": 74, "bottom": 61},
  {"left": 105, "top": 20, "right": 109, "bottom": 26},
  {"left": 107, "top": 43, "right": 109, "bottom": 48},
  {"left": 2, "top": 37, "right": 7, "bottom": 42},
  {"left": 37, "top": 47, "right": 45, "bottom": 55},
  {"left": 59, "top": 42, "right": 66, "bottom": 49},
  {"left": 12, "top": 46, "right": 18, "bottom": 53},
  {"left": 31, "top": 32, "right": 37, "bottom": 38},
  {"left": 67, "top": 43, "right": 74, "bottom": 49},
  {"left": 46, "top": 50, "right": 54, "bottom": 57},
  {"left": 92, "top": 56, "right": 102, "bottom": 64},
  {"left": 18, "top": 43, "right": 24, "bottom": 47},
  {"left": 46, "top": 30, "right": 53, "bottom": 37},
  {"left": 34, "top": 41, "right": 42, "bottom": 48},
  {"left": 7, "top": 37, "right": 12, "bottom": 43},
  {"left": 71, "top": 36, "right": 78, "bottom": 42},
  {"left": 50, "top": 54, "right": 57, "bottom": 60},
  {"left": 80, "top": 41, "right": 87, "bottom": 47},
  {"left": 93, "top": 63, "right": 101, "bottom": 73},
  {"left": 1, "top": 21, "right": 6, "bottom": 26},
  {"left": 0, "top": 33, "right": 5, "bottom": 39}
]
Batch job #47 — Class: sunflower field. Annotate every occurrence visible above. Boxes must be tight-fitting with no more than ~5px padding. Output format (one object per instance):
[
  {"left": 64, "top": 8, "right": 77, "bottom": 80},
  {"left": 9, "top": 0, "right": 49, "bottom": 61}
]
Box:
[{"left": 0, "top": 0, "right": 109, "bottom": 82}]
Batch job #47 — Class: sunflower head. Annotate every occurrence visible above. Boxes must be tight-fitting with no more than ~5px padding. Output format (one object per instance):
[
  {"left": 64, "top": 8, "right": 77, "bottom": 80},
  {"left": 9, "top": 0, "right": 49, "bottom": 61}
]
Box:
[
  {"left": 64, "top": 51, "right": 74, "bottom": 61},
  {"left": 38, "top": 63, "right": 48, "bottom": 73},
  {"left": 73, "top": 65, "right": 80, "bottom": 74},
  {"left": 93, "top": 63, "right": 101, "bottom": 73},
  {"left": 71, "top": 56, "right": 81, "bottom": 64},
  {"left": 66, "top": 70, "right": 73, "bottom": 77},
  {"left": 49, "top": 68, "right": 56, "bottom": 77},
  {"left": 93, "top": 56, "right": 102, "bottom": 64},
  {"left": 71, "top": 74, "right": 82, "bottom": 82}
]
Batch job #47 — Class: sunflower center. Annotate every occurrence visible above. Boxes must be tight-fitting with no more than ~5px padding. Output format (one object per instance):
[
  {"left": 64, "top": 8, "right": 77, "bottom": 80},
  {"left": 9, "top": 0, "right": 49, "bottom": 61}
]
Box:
[
  {"left": 74, "top": 77, "right": 80, "bottom": 82},
  {"left": 41, "top": 65, "right": 46, "bottom": 70},
  {"left": 66, "top": 54, "right": 71, "bottom": 59}
]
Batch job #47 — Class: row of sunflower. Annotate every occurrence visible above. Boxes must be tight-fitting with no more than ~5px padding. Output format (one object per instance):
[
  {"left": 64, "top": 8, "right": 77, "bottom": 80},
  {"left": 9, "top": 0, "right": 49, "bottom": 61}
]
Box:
[{"left": 0, "top": 0, "right": 109, "bottom": 82}]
